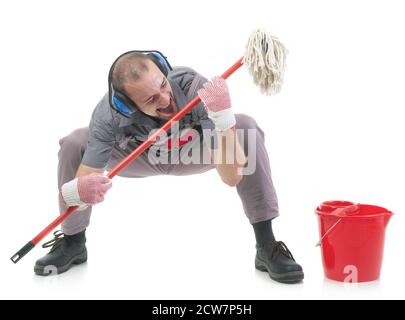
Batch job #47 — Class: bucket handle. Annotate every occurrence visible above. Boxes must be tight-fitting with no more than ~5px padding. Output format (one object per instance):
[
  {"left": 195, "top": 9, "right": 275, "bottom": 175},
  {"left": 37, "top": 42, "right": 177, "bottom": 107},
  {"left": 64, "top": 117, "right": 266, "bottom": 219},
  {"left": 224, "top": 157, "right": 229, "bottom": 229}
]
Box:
[{"left": 315, "top": 218, "right": 342, "bottom": 247}]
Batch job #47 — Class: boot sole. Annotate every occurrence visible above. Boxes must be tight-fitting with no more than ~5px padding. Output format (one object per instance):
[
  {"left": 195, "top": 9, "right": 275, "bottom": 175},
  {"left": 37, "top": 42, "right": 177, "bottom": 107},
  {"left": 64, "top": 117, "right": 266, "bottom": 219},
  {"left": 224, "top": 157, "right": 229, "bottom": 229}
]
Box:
[
  {"left": 34, "top": 250, "right": 87, "bottom": 276},
  {"left": 255, "top": 259, "right": 304, "bottom": 284}
]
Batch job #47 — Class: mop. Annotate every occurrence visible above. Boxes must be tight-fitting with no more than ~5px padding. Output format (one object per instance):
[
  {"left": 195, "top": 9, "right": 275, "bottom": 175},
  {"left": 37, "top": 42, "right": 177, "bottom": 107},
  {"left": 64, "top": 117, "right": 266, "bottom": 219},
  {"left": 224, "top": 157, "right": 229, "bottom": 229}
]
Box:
[{"left": 11, "top": 28, "right": 288, "bottom": 264}]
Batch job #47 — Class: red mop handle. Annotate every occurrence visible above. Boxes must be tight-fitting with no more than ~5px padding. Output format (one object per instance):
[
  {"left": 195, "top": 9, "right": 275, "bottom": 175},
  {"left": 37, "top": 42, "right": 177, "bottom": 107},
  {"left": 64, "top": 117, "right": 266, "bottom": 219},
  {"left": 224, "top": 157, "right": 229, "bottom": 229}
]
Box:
[{"left": 10, "top": 57, "right": 244, "bottom": 264}]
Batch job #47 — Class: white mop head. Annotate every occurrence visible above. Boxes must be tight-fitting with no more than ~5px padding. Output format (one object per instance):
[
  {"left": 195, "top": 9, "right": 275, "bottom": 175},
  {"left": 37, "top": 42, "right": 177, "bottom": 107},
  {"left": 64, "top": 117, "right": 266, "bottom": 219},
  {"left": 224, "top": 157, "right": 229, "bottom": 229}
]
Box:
[{"left": 244, "top": 28, "right": 289, "bottom": 95}]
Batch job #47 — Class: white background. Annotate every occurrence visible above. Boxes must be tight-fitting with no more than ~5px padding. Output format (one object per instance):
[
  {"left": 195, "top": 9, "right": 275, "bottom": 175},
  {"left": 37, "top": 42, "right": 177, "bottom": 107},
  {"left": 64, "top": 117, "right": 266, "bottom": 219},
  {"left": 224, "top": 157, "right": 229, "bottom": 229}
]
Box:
[{"left": 0, "top": 0, "right": 404, "bottom": 300}]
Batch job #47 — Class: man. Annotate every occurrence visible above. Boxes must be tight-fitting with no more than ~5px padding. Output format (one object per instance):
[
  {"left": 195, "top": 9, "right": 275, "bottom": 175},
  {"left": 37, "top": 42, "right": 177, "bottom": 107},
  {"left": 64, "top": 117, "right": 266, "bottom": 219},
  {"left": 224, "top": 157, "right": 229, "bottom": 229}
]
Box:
[{"left": 34, "top": 51, "right": 304, "bottom": 284}]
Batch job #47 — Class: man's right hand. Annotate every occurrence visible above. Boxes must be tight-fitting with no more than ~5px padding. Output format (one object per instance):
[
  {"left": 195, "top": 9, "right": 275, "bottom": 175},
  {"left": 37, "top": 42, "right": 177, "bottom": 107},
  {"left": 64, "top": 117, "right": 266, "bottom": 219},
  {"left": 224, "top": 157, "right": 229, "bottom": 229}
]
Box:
[{"left": 61, "top": 172, "right": 112, "bottom": 207}]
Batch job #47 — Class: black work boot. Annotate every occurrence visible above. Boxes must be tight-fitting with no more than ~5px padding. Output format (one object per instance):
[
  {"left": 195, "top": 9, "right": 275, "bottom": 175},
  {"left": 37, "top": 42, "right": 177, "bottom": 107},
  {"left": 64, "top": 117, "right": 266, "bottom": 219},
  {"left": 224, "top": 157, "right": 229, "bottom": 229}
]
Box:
[
  {"left": 255, "top": 241, "right": 304, "bottom": 284},
  {"left": 34, "top": 230, "right": 87, "bottom": 276}
]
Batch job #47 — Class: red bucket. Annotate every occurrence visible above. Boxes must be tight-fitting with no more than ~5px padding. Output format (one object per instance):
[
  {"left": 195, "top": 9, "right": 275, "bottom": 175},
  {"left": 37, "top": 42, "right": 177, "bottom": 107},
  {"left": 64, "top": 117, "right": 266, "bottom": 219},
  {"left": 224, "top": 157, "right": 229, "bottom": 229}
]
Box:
[{"left": 315, "top": 201, "right": 393, "bottom": 282}]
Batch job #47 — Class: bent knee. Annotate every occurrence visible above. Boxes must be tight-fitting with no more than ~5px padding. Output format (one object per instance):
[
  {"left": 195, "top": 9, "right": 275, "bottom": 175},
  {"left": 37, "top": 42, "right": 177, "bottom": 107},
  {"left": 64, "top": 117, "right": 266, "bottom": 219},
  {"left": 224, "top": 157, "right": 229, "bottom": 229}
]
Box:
[
  {"left": 235, "top": 114, "right": 259, "bottom": 130},
  {"left": 59, "top": 127, "right": 89, "bottom": 155},
  {"left": 235, "top": 113, "right": 265, "bottom": 146}
]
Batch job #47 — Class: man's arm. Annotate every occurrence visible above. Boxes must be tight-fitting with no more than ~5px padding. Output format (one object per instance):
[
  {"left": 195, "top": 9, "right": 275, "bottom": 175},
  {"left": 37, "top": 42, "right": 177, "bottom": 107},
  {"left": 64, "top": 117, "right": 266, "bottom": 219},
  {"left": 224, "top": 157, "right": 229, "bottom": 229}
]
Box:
[
  {"left": 210, "top": 127, "right": 247, "bottom": 187},
  {"left": 61, "top": 95, "right": 115, "bottom": 207},
  {"left": 59, "top": 163, "right": 111, "bottom": 209},
  {"left": 198, "top": 77, "right": 248, "bottom": 187},
  {"left": 172, "top": 68, "right": 247, "bottom": 186},
  {"left": 75, "top": 163, "right": 105, "bottom": 178}
]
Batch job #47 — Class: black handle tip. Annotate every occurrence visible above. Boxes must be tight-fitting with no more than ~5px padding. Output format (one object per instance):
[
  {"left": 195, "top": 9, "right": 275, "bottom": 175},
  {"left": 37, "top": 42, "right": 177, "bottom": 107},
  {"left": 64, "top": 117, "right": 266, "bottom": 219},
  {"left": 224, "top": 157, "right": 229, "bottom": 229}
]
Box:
[{"left": 11, "top": 241, "right": 35, "bottom": 264}]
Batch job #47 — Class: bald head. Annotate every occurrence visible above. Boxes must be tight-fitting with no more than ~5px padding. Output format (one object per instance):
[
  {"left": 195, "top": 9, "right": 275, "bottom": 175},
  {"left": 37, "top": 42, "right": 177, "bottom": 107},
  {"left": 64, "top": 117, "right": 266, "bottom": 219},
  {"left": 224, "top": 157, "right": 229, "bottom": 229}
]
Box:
[{"left": 111, "top": 52, "right": 153, "bottom": 94}]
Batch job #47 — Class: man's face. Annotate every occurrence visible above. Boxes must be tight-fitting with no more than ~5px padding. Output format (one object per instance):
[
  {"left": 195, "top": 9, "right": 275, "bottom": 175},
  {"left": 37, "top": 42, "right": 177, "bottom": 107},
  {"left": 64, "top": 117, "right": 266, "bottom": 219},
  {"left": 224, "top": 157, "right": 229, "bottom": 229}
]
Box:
[{"left": 123, "top": 60, "right": 178, "bottom": 120}]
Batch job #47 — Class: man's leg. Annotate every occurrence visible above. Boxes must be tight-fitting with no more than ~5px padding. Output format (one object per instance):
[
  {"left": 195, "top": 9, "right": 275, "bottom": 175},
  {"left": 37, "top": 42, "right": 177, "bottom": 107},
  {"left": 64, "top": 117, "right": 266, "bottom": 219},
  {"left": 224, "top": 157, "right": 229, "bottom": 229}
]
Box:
[
  {"left": 234, "top": 114, "right": 279, "bottom": 224},
  {"left": 35, "top": 127, "right": 91, "bottom": 275},
  {"left": 162, "top": 115, "right": 303, "bottom": 283},
  {"left": 233, "top": 114, "right": 277, "bottom": 245},
  {"left": 234, "top": 113, "right": 304, "bottom": 284},
  {"left": 35, "top": 128, "right": 167, "bottom": 276},
  {"left": 58, "top": 128, "right": 93, "bottom": 235}
]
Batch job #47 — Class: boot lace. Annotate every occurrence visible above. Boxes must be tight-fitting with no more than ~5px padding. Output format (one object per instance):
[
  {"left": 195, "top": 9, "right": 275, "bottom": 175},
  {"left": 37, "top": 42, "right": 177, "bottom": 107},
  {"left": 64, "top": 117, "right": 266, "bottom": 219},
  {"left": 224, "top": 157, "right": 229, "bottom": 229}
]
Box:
[
  {"left": 271, "top": 241, "right": 296, "bottom": 261},
  {"left": 42, "top": 230, "right": 65, "bottom": 251}
]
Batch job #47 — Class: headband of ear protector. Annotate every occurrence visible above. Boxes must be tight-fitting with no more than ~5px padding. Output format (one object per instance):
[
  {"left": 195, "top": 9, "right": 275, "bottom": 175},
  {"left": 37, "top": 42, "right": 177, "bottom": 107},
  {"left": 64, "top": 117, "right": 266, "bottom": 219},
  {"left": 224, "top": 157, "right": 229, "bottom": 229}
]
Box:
[{"left": 108, "top": 50, "right": 173, "bottom": 118}]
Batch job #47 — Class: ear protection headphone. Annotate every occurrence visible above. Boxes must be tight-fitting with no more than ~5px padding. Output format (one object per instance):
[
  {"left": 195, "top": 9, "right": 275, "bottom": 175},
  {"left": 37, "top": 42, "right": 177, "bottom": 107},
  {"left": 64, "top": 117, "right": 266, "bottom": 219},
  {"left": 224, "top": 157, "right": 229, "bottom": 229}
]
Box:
[{"left": 108, "top": 50, "right": 173, "bottom": 118}]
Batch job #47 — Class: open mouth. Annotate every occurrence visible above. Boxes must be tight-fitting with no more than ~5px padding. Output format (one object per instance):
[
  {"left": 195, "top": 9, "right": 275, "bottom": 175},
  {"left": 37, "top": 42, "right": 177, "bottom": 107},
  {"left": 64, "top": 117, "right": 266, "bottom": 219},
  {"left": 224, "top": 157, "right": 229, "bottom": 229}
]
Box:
[{"left": 156, "top": 98, "right": 177, "bottom": 118}]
